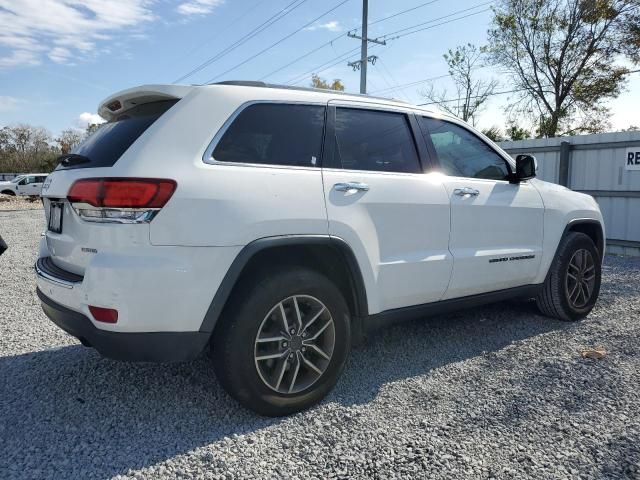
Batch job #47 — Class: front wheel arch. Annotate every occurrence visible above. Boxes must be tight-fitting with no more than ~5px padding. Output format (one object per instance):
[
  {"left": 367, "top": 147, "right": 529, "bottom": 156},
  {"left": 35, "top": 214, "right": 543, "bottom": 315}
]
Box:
[{"left": 563, "top": 219, "right": 604, "bottom": 261}]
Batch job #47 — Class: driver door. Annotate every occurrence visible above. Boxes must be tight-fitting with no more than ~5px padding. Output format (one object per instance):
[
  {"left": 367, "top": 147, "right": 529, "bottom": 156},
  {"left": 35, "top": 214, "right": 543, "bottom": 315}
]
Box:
[{"left": 416, "top": 116, "right": 544, "bottom": 299}]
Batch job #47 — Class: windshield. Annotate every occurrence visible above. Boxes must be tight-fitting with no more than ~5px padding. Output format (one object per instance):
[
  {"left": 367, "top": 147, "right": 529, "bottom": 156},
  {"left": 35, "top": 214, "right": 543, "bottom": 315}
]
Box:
[{"left": 11, "top": 176, "right": 25, "bottom": 183}]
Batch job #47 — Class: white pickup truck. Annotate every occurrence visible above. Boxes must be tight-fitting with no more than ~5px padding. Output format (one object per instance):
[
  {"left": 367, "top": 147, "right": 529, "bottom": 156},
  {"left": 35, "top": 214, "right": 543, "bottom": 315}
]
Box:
[{"left": 0, "top": 174, "right": 48, "bottom": 196}]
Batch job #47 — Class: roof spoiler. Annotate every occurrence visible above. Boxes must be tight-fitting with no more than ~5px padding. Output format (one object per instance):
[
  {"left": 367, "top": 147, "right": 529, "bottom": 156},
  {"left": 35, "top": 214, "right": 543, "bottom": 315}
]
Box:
[{"left": 97, "top": 84, "right": 194, "bottom": 121}]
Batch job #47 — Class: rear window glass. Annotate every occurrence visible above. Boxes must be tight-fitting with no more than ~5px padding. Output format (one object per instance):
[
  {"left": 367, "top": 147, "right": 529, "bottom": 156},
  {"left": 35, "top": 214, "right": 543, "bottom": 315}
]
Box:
[
  {"left": 212, "top": 103, "right": 325, "bottom": 167},
  {"left": 56, "top": 100, "right": 178, "bottom": 170}
]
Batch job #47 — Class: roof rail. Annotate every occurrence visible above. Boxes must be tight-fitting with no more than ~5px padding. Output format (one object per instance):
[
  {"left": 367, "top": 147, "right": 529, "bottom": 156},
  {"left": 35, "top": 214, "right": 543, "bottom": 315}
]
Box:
[{"left": 207, "top": 80, "right": 409, "bottom": 104}]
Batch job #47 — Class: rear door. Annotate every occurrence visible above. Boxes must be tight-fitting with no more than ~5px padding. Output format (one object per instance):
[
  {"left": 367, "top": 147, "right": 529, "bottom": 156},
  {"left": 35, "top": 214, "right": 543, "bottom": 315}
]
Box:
[
  {"left": 417, "top": 116, "right": 544, "bottom": 299},
  {"left": 321, "top": 103, "right": 452, "bottom": 314}
]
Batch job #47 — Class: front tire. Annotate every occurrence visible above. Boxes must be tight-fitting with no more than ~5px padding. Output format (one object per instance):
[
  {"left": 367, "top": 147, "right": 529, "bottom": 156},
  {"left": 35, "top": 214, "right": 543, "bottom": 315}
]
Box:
[
  {"left": 1, "top": 190, "right": 16, "bottom": 196},
  {"left": 536, "top": 232, "right": 601, "bottom": 321},
  {"left": 212, "top": 267, "right": 351, "bottom": 416}
]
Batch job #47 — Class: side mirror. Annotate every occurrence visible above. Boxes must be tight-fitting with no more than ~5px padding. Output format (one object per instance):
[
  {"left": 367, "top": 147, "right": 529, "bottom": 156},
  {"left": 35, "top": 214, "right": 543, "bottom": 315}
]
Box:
[{"left": 513, "top": 154, "right": 537, "bottom": 182}]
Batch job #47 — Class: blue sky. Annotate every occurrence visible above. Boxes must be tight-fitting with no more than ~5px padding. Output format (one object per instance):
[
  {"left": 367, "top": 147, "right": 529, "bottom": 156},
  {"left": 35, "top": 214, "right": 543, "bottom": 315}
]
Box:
[{"left": 0, "top": 0, "right": 638, "bottom": 135}]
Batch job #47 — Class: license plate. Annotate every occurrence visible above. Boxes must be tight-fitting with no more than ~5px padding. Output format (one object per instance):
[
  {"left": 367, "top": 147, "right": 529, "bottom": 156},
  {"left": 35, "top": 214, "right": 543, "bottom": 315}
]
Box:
[{"left": 48, "top": 202, "right": 63, "bottom": 233}]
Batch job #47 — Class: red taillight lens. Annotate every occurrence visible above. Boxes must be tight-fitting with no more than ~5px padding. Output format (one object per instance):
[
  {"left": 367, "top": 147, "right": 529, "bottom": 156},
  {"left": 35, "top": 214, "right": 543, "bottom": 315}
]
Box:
[
  {"left": 89, "top": 305, "right": 118, "bottom": 323},
  {"left": 68, "top": 178, "right": 177, "bottom": 208}
]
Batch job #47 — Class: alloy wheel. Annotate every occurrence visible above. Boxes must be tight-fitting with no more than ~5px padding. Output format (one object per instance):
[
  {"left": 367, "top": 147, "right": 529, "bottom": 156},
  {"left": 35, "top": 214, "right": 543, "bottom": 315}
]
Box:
[
  {"left": 254, "top": 295, "right": 335, "bottom": 394},
  {"left": 565, "top": 248, "right": 596, "bottom": 309}
]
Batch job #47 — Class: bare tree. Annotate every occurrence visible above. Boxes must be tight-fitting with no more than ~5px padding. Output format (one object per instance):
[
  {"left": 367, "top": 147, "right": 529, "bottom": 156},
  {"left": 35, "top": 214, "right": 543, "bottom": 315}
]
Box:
[
  {"left": 56, "top": 129, "right": 84, "bottom": 155},
  {"left": 488, "top": 0, "right": 640, "bottom": 137},
  {"left": 422, "top": 44, "right": 498, "bottom": 125}
]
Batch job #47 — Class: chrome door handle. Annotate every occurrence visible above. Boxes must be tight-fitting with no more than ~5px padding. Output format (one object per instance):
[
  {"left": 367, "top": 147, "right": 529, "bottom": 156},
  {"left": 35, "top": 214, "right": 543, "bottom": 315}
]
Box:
[
  {"left": 453, "top": 187, "right": 480, "bottom": 197},
  {"left": 334, "top": 182, "right": 370, "bottom": 193}
]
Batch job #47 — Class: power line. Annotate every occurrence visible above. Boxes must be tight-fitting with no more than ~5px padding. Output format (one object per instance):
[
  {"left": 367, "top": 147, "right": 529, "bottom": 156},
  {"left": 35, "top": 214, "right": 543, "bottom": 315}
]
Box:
[
  {"left": 284, "top": 2, "right": 493, "bottom": 87},
  {"left": 417, "top": 69, "right": 640, "bottom": 106},
  {"left": 259, "top": 34, "right": 345, "bottom": 81},
  {"left": 376, "top": 58, "right": 412, "bottom": 101},
  {"left": 174, "top": 0, "right": 309, "bottom": 83},
  {"left": 260, "top": 0, "right": 446, "bottom": 82},
  {"left": 418, "top": 87, "right": 525, "bottom": 105},
  {"left": 205, "top": 0, "right": 352, "bottom": 84},
  {"left": 361, "top": 0, "right": 443, "bottom": 30},
  {"left": 179, "top": 0, "right": 269, "bottom": 60},
  {"left": 381, "top": 2, "right": 494, "bottom": 41},
  {"left": 286, "top": 45, "right": 362, "bottom": 85},
  {"left": 370, "top": 73, "right": 451, "bottom": 94}
]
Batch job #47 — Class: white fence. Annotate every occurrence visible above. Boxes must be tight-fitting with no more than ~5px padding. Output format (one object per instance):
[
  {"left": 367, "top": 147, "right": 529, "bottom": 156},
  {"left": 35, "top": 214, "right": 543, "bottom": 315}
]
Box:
[{"left": 500, "top": 131, "right": 640, "bottom": 256}]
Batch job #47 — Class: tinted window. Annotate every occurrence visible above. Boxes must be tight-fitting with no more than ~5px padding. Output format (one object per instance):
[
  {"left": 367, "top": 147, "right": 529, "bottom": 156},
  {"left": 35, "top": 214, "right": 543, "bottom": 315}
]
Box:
[
  {"left": 419, "top": 117, "right": 510, "bottom": 180},
  {"left": 333, "top": 108, "right": 420, "bottom": 173},
  {"left": 56, "top": 100, "right": 178, "bottom": 171},
  {"left": 212, "top": 103, "right": 325, "bottom": 167}
]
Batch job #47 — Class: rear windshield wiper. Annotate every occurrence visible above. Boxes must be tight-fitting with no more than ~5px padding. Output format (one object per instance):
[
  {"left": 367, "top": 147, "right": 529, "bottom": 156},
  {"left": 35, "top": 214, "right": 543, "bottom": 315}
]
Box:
[{"left": 57, "top": 153, "right": 90, "bottom": 167}]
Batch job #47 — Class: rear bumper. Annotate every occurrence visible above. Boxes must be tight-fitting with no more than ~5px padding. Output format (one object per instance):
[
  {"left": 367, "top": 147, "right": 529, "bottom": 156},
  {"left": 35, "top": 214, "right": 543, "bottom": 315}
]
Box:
[{"left": 37, "top": 288, "right": 209, "bottom": 362}]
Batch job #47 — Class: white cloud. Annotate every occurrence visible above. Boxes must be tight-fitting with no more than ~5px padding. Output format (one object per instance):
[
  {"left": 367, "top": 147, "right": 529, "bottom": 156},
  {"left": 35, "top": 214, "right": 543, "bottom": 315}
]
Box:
[
  {"left": 0, "top": 50, "right": 40, "bottom": 68},
  {"left": 305, "top": 21, "right": 342, "bottom": 32},
  {"left": 176, "top": 0, "right": 224, "bottom": 16},
  {"left": 48, "top": 47, "right": 72, "bottom": 64},
  {"left": 0, "top": 0, "right": 156, "bottom": 68},
  {"left": 0, "top": 96, "right": 21, "bottom": 112},
  {"left": 77, "top": 112, "right": 105, "bottom": 129}
]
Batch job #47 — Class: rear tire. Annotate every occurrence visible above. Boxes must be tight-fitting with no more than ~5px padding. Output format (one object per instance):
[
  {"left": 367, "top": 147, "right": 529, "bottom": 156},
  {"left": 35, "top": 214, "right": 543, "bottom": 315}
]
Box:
[
  {"left": 536, "top": 232, "right": 601, "bottom": 321},
  {"left": 212, "top": 267, "right": 351, "bottom": 416}
]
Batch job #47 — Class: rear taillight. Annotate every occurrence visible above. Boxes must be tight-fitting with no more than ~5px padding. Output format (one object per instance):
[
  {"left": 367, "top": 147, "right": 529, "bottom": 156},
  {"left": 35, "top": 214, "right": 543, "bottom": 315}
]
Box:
[{"left": 68, "top": 178, "right": 176, "bottom": 223}]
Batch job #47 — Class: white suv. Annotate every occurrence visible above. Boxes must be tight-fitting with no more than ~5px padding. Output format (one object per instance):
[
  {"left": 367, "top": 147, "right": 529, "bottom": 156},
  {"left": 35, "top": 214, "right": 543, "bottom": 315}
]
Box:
[
  {"left": 0, "top": 174, "right": 48, "bottom": 196},
  {"left": 35, "top": 82, "right": 604, "bottom": 416}
]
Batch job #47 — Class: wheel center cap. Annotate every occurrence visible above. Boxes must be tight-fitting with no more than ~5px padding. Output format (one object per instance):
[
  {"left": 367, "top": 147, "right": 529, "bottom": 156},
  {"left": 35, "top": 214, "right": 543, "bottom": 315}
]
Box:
[{"left": 290, "top": 335, "right": 303, "bottom": 351}]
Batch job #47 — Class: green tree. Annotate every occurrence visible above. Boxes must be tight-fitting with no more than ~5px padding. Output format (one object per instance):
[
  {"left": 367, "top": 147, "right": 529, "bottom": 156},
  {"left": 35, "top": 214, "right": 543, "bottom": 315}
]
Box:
[
  {"left": 506, "top": 122, "right": 531, "bottom": 140},
  {"left": 481, "top": 126, "right": 505, "bottom": 142},
  {"left": 423, "top": 43, "right": 498, "bottom": 125},
  {"left": 310, "top": 74, "right": 345, "bottom": 91},
  {"left": 488, "top": 0, "right": 640, "bottom": 137},
  {"left": 0, "top": 124, "right": 58, "bottom": 173}
]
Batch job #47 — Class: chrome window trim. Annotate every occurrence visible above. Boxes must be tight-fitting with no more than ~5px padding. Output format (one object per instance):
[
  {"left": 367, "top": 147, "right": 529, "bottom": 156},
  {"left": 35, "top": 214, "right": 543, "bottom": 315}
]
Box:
[{"left": 201, "top": 100, "right": 327, "bottom": 170}]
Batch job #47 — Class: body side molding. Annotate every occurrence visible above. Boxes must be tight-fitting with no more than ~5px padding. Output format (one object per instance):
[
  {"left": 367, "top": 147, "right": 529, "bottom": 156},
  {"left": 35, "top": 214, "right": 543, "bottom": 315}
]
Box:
[{"left": 366, "top": 284, "right": 543, "bottom": 333}]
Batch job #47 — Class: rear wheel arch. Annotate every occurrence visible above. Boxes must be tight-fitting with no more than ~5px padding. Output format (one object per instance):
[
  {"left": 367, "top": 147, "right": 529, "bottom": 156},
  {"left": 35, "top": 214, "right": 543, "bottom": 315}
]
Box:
[{"left": 199, "top": 236, "right": 368, "bottom": 335}]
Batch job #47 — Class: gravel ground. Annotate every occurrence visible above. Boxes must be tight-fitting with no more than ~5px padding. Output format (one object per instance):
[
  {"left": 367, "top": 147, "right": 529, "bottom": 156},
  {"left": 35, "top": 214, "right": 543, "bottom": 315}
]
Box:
[
  {"left": 1, "top": 209, "right": 639, "bottom": 480},
  {"left": 0, "top": 194, "right": 43, "bottom": 211}
]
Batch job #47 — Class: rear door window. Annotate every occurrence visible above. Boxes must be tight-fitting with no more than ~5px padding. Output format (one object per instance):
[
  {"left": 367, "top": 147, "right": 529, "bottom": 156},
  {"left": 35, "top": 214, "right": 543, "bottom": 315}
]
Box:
[
  {"left": 332, "top": 108, "right": 421, "bottom": 173},
  {"left": 211, "top": 103, "right": 325, "bottom": 167},
  {"left": 56, "top": 100, "right": 178, "bottom": 170}
]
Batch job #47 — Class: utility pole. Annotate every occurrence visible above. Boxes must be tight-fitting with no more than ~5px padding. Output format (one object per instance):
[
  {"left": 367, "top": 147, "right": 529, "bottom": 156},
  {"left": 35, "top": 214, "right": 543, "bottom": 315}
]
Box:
[{"left": 347, "top": 0, "right": 386, "bottom": 94}]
